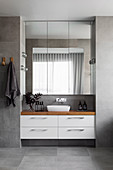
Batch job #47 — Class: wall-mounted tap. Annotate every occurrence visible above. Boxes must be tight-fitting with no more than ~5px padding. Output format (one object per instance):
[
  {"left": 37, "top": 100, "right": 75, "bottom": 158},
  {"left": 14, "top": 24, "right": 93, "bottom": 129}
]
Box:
[
  {"left": 56, "top": 98, "right": 67, "bottom": 103},
  {"left": 21, "top": 65, "right": 28, "bottom": 71}
]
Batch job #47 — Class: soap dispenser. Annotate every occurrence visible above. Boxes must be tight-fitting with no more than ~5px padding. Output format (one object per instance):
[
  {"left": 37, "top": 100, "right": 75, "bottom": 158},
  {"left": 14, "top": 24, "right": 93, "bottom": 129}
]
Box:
[
  {"left": 83, "top": 101, "right": 87, "bottom": 111},
  {"left": 41, "top": 101, "right": 44, "bottom": 111},
  {"left": 78, "top": 101, "right": 83, "bottom": 111}
]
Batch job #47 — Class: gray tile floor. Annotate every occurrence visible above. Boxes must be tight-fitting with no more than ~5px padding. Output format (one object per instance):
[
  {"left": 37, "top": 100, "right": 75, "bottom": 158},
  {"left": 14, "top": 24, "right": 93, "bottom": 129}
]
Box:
[{"left": 0, "top": 147, "right": 113, "bottom": 170}]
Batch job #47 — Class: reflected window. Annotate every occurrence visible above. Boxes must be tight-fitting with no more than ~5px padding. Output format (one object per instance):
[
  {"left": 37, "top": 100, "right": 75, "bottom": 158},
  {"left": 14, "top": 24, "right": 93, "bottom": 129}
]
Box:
[{"left": 33, "top": 48, "right": 84, "bottom": 94}]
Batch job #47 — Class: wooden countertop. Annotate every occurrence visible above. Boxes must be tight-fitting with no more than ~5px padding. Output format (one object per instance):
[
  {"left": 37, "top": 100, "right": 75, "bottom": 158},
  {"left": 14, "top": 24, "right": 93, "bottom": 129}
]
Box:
[{"left": 21, "top": 111, "right": 95, "bottom": 115}]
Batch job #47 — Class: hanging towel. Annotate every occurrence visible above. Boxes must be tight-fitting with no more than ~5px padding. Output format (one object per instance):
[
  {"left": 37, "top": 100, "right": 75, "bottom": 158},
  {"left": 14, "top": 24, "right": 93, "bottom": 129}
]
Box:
[{"left": 5, "top": 61, "right": 20, "bottom": 107}]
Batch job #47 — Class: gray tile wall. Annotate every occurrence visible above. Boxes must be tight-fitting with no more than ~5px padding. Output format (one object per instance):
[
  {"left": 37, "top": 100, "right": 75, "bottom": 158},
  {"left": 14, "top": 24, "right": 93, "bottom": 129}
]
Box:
[
  {"left": 22, "top": 95, "right": 95, "bottom": 111},
  {"left": 0, "top": 17, "right": 21, "bottom": 147},
  {"left": 96, "top": 16, "right": 113, "bottom": 147}
]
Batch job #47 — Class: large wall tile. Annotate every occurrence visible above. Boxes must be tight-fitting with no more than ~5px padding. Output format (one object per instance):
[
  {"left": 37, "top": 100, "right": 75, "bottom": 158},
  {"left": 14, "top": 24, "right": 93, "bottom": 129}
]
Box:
[
  {"left": 0, "top": 17, "right": 21, "bottom": 147},
  {"left": 96, "top": 16, "right": 113, "bottom": 146},
  {"left": 0, "top": 17, "right": 20, "bottom": 42},
  {"left": 22, "top": 95, "right": 95, "bottom": 111}
]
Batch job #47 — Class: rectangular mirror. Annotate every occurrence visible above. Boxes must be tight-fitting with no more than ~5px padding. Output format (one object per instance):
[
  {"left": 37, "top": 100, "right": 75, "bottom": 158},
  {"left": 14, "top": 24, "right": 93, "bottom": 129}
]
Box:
[
  {"left": 25, "top": 22, "right": 47, "bottom": 93},
  {"left": 25, "top": 21, "right": 93, "bottom": 95},
  {"left": 69, "top": 22, "right": 91, "bottom": 94}
]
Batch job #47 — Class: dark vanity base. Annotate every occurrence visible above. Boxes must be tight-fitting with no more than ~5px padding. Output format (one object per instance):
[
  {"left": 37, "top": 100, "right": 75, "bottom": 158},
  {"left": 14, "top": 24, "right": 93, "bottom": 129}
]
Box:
[{"left": 21, "top": 139, "right": 96, "bottom": 147}]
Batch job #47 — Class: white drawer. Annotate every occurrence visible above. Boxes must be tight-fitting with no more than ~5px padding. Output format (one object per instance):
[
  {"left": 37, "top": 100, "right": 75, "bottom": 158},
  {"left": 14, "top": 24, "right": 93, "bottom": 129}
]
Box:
[
  {"left": 21, "top": 115, "right": 57, "bottom": 127},
  {"left": 59, "top": 127, "right": 95, "bottom": 139},
  {"left": 59, "top": 116, "right": 95, "bottom": 127},
  {"left": 21, "top": 127, "right": 57, "bottom": 139}
]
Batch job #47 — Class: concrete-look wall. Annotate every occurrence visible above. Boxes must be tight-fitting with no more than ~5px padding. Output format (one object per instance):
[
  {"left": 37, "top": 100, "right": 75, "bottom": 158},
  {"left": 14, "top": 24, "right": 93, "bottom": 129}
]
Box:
[
  {"left": 96, "top": 16, "right": 113, "bottom": 146},
  {"left": 26, "top": 39, "right": 90, "bottom": 94},
  {"left": 0, "top": 17, "right": 21, "bottom": 147},
  {"left": 23, "top": 95, "right": 95, "bottom": 111}
]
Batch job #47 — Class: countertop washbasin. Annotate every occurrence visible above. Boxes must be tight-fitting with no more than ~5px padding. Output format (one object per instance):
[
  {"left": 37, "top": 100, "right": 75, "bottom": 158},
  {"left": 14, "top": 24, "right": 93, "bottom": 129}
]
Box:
[{"left": 47, "top": 105, "right": 70, "bottom": 112}]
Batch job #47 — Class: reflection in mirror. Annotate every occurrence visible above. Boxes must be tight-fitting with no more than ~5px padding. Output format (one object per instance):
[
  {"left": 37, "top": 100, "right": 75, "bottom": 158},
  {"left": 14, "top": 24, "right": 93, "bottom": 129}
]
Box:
[
  {"left": 69, "top": 22, "right": 91, "bottom": 94},
  {"left": 25, "top": 21, "right": 92, "bottom": 95},
  {"left": 33, "top": 47, "right": 84, "bottom": 94},
  {"left": 48, "top": 22, "right": 68, "bottom": 48},
  {"left": 26, "top": 22, "right": 47, "bottom": 39},
  {"left": 25, "top": 22, "right": 47, "bottom": 93}
]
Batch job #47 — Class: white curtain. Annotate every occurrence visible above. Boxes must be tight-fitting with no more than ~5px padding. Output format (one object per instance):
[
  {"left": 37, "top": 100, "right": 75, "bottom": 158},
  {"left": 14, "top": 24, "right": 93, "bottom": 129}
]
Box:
[{"left": 33, "top": 53, "right": 84, "bottom": 94}]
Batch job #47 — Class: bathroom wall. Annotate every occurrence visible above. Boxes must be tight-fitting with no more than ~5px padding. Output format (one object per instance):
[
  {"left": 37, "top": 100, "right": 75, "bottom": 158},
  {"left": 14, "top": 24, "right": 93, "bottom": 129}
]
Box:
[
  {"left": 0, "top": 17, "right": 22, "bottom": 147},
  {"left": 22, "top": 95, "right": 95, "bottom": 111},
  {"left": 96, "top": 16, "right": 113, "bottom": 147},
  {"left": 26, "top": 39, "right": 91, "bottom": 94}
]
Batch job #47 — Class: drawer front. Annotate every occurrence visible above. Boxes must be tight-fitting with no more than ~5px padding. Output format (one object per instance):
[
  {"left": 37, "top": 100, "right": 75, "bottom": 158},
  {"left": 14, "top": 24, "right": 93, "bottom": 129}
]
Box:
[
  {"left": 21, "top": 116, "right": 57, "bottom": 127},
  {"left": 59, "top": 127, "right": 95, "bottom": 139},
  {"left": 21, "top": 127, "right": 57, "bottom": 139},
  {"left": 59, "top": 116, "right": 95, "bottom": 127}
]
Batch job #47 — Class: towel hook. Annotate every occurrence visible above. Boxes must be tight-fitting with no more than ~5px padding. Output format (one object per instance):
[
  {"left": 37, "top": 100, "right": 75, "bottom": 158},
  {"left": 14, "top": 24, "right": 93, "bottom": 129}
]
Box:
[
  {"left": 2, "top": 57, "right": 6, "bottom": 66},
  {"left": 10, "top": 57, "right": 14, "bottom": 63}
]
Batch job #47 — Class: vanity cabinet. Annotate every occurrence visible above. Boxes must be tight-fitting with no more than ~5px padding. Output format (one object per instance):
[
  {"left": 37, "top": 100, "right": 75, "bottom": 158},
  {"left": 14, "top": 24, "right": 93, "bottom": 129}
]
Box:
[
  {"left": 21, "top": 128, "right": 57, "bottom": 139},
  {"left": 59, "top": 115, "right": 95, "bottom": 139},
  {"left": 21, "top": 116, "right": 58, "bottom": 139},
  {"left": 21, "top": 115, "right": 95, "bottom": 139},
  {"left": 21, "top": 115, "right": 57, "bottom": 127},
  {"left": 59, "top": 128, "right": 95, "bottom": 139},
  {"left": 59, "top": 115, "right": 94, "bottom": 127}
]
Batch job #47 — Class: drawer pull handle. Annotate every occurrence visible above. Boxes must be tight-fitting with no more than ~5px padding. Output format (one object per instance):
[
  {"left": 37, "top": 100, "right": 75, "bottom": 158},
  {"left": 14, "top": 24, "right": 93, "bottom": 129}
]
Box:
[
  {"left": 67, "top": 117, "right": 84, "bottom": 119},
  {"left": 30, "top": 129, "right": 47, "bottom": 132},
  {"left": 67, "top": 129, "right": 84, "bottom": 132},
  {"left": 30, "top": 117, "right": 47, "bottom": 120}
]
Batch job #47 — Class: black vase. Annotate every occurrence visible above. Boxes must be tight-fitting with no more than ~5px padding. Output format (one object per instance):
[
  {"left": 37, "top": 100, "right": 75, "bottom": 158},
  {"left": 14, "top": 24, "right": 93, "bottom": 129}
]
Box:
[
  {"left": 78, "top": 101, "right": 83, "bottom": 111},
  {"left": 83, "top": 101, "right": 87, "bottom": 111}
]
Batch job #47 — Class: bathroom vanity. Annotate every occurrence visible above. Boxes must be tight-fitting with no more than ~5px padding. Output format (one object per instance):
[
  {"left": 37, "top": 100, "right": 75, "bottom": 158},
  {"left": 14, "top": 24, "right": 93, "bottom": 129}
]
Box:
[
  {"left": 21, "top": 20, "right": 96, "bottom": 146},
  {"left": 21, "top": 111, "right": 95, "bottom": 140}
]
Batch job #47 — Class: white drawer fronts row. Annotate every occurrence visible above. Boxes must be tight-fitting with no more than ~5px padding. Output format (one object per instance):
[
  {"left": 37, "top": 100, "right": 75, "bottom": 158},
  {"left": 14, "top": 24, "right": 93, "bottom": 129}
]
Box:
[{"left": 21, "top": 115, "right": 95, "bottom": 139}]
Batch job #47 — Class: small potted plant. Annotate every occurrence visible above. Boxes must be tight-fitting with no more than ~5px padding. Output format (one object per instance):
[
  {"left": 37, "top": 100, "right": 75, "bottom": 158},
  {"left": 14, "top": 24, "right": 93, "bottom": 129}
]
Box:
[{"left": 25, "top": 92, "right": 42, "bottom": 111}]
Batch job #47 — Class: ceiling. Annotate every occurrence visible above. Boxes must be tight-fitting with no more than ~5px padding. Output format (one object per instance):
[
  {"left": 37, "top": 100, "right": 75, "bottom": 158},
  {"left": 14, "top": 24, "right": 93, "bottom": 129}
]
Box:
[{"left": 0, "top": 0, "right": 113, "bottom": 20}]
